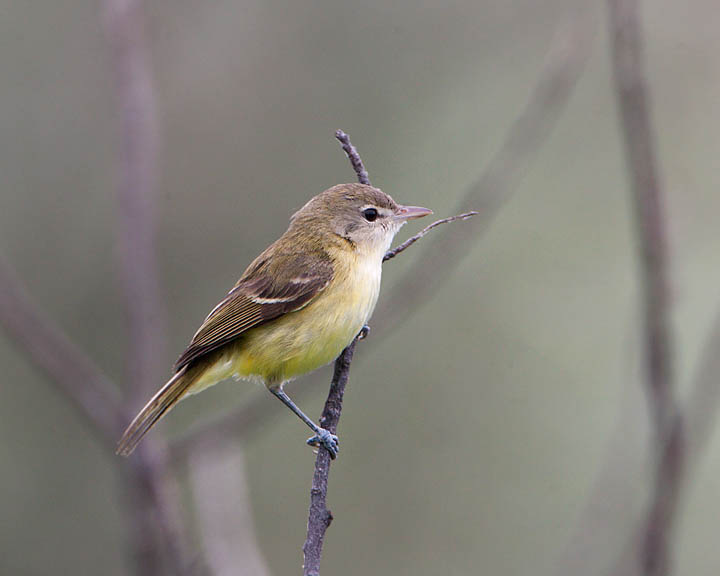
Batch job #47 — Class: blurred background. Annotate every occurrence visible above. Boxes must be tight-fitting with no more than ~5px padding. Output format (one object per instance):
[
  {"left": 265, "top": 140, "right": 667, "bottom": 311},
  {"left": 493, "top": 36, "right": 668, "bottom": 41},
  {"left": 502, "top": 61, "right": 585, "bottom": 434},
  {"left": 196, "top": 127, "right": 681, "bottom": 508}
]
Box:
[{"left": 1, "top": 0, "right": 719, "bottom": 575}]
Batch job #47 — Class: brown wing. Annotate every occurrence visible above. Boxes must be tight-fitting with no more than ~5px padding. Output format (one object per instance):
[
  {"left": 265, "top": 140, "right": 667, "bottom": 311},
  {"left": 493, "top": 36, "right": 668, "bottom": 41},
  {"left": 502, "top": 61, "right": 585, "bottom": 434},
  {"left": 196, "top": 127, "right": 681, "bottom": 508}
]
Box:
[{"left": 174, "top": 253, "right": 333, "bottom": 371}]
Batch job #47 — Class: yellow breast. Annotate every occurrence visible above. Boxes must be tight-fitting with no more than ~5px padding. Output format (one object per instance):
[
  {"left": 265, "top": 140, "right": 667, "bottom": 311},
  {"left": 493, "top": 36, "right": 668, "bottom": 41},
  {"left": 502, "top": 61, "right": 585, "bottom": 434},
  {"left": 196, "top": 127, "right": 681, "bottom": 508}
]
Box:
[{"left": 229, "top": 247, "right": 383, "bottom": 385}]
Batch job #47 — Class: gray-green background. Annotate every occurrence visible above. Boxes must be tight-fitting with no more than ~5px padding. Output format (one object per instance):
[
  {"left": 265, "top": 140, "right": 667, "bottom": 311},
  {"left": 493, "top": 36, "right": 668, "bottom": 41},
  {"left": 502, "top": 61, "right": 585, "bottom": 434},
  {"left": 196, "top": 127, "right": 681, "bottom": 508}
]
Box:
[{"left": 2, "top": 1, "right": 719, "bottom": 574}]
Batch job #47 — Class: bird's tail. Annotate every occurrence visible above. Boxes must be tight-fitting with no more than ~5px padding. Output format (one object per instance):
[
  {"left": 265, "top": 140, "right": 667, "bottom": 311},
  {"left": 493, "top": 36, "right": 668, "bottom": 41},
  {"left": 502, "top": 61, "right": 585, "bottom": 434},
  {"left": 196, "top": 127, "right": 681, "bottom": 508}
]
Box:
[{"left": 116, "top": 365, "right": 201, "bottom": 457}]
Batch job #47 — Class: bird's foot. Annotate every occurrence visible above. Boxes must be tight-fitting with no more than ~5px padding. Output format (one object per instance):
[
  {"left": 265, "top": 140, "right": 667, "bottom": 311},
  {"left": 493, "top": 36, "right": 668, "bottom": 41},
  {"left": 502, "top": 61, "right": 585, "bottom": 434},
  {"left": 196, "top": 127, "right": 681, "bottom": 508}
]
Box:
[
  {"left": 307, "top": 428, "right": 339, "bottom": 459},
  {"left": 357, "top": 325, "right": 370, "bottom": 340}
]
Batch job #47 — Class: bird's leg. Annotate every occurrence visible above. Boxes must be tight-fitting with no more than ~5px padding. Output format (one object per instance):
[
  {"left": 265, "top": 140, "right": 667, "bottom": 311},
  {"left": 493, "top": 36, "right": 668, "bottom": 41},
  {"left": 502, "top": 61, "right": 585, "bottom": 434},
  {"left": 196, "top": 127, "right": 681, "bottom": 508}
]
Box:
[{"left": 269, "top": 387, "right": 339, "bottom": 459}]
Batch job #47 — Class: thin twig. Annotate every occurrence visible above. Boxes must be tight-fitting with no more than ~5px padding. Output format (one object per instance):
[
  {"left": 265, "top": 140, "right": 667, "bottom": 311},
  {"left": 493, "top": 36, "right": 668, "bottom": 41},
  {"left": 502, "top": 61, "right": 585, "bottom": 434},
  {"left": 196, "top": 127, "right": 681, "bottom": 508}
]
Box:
[
  {"left": 608, "top": 1, "right": 682, "bottom": 575},
  {"left": 335, "top": 130, "right": 371, "bottom": 186},
  {"left": 302, "top": 131, "right": 374, "bottom": 573},
  {"left": 303, "top": 338, "right": 359, "bottom": 576},
  {"left": 383, "top": 212, "right": 478, "bottom": 262}
]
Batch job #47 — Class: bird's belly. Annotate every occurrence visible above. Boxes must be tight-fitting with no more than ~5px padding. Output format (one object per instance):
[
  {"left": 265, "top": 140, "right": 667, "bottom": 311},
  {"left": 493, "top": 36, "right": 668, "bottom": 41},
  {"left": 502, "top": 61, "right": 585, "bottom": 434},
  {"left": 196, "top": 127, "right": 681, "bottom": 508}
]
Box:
[{"left": 232, "top": 262, "right": 381, "bottom": 385}]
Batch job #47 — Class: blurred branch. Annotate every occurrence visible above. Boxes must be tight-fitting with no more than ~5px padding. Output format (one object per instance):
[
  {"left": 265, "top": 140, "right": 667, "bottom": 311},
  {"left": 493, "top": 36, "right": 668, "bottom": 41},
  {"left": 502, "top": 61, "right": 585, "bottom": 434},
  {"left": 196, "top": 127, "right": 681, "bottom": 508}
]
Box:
[
  {"left": 189, "top": 444, "right": 272, "bottom": 576},
  {"left": 555, "top": 320, "right": 648, "bottom": 576},
  {"left": 375, "top": 14, "right": 594, "bottom": 334},
  {"left": 303, "top": 337, "right": 359, "bottom": 576},
  {"left": 607, "top": 1, "right": 682, "bottom": 575},
  {"left": 610, "top": 307, "right": 720, "bottom": 575},
  {"left": 169, "top": 13, "right": 592, "bottom": 459},
  {"left": 105, "top": 0, "right": 166, "bottom": 405},
  {"left": 104, "top": 1, "right": 188, "bottom": 574},
  {"left": 0, "top": 256, "right": 125, "bottom": 443}
]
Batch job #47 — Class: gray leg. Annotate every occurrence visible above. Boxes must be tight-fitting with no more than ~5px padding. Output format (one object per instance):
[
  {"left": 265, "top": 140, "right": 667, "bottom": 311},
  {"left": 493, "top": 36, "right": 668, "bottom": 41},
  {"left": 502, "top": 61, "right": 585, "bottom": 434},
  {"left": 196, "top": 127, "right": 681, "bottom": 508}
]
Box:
[{"left": 269, "top": 388, "right": 339, "bottom": 459}]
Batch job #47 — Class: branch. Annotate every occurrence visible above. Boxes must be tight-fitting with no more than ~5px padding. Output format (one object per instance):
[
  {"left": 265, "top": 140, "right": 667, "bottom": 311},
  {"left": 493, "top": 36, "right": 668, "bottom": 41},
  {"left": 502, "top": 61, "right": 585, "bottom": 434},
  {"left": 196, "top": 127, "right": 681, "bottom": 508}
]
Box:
[
  {"left": 0, "top": 256, "right": 125, "bottom": 443},
  {"left": 189, "top": 443, "right": 272, "bottom": 576},
  {"left": 335, "top": 130, "right": 371, "bottom": 186},
  {"left": 608, "top": 307, "right": 720, "bottom": 576},
  {"left": 374, "top": 14, "right": 593, "bottom": 336},
  {"left": 104, "top": 1, "right": 187, "bottom": 574},
  {"left": 303, "top": 338, "right": 359, "bottom": 576},
  {"left": 105, "top": 0, "right": 167, "bottom": 404},
  {"left": 608, "top": 1, "right": 682, "bottom": 575},
  {"left": 302, "top": 131, "right": 376, "bottom": 574}
]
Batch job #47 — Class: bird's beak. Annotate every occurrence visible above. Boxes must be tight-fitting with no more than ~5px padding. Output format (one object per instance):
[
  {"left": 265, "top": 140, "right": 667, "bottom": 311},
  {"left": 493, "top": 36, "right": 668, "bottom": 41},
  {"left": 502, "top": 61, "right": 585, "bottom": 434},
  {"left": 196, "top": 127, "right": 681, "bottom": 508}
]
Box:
[{"left": 394, "top": 205, "right": 433, "bottom": 221}]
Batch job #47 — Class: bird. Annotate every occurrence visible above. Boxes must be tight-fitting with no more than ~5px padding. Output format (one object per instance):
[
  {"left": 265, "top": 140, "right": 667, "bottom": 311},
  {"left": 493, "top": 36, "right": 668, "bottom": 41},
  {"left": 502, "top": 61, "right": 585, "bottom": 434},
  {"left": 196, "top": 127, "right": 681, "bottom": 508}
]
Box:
[{"left": 116, "top": 183, "right": 431, "bottom": 458}]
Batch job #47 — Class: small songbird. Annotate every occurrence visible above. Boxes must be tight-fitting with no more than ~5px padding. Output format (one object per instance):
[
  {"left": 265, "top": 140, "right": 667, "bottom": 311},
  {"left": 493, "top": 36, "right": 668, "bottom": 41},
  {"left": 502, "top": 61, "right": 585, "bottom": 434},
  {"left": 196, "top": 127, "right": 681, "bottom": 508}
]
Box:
[{"left": 117, "top": 183, "right": 431, "bottom": 458}]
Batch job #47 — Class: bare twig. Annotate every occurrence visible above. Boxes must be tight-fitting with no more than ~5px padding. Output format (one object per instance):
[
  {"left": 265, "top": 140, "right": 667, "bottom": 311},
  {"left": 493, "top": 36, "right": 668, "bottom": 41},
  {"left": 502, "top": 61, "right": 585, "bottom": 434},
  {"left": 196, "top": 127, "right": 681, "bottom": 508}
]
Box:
[
  {"left": 303, "top": 338, "right": 359, "bottom": 576},
  {"left": 302, "top": 132, "right": 373, "bottom": 574},
  {"left": 335, "top": 129, "right": 371, "bottom": 186},
  {"left": 608, "top": 1, "right": 682, "bottom": 575},
  {"left": 0, "top": 256, "right": 125, "bottom": 443},
  {"left": 383, "top": 211, "right": 478, "bottom": 262}
]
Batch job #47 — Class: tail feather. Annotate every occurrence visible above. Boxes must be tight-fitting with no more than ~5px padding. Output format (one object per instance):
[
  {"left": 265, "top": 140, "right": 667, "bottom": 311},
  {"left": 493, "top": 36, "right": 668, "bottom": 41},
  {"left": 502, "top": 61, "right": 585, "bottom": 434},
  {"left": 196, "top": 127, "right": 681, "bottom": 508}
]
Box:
[{"left": 116, "top": 366, "right": 199, "bottom": 457}]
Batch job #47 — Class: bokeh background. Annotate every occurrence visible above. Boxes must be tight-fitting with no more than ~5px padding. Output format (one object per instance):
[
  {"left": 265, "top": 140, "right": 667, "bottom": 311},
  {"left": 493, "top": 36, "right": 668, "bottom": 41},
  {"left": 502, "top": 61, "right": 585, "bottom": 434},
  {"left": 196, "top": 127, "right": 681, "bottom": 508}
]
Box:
[{"left": 2, "top": 1, "right": 720, "bottom": 575}]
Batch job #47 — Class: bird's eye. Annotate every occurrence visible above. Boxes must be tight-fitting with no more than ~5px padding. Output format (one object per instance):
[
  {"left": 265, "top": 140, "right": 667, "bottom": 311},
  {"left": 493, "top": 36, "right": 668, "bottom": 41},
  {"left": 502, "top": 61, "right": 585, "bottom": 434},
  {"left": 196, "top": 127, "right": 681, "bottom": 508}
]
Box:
[{"left": 362, "top": 208, "right": 378, "bottom": 222}]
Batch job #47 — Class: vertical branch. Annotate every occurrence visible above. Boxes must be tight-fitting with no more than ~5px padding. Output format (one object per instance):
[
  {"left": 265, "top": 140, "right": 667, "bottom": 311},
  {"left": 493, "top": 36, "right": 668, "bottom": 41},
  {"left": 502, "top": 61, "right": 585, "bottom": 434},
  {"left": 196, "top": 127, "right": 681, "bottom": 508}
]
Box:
[
  {"left": 189, "top": 443, "right": 272, "bottom": 576},
  {"left": 608, "top": 309, "right": 720, "bottom": 576},
  {"left": 607, "top": 1, "right": 683, "bottom": 575},
  {"left": 302, "top": 130, "right": 370, "bottom": 575},
  {"left": 104, "top": 1, "right": 186, "bottom": 575},
  {"left": 104, "top": 0, "right": 167, "bottom": 404},
  {"left": 303, "top": 339, "right": 359, "bottom": 576}
]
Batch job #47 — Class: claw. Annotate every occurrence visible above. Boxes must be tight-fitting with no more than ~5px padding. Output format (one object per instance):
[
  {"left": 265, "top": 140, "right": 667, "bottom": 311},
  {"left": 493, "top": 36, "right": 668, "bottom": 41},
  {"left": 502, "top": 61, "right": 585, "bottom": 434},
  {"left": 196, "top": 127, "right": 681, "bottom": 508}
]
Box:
[{"left": 306, "top": 428, "right": 340, "bottom": 459}]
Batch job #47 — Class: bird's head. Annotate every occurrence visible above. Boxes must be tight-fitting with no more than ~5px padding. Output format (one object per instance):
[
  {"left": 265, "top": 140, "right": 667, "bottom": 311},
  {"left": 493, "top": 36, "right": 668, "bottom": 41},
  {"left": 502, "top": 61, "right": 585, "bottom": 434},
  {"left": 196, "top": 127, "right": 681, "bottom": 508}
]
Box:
[{"left": 291, "top": 183, "right": 432, "bottom": 257}]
